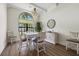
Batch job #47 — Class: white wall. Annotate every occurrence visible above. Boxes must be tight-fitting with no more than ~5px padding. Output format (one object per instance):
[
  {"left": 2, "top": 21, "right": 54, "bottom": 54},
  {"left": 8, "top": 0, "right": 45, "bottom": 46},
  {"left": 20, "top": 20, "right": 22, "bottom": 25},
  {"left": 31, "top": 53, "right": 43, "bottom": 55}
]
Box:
[
  {"left": 7, "top": 4, "right": 79, "bottom": 46},
  {"left": 7, "top": 5, "right": 45, "bottom": 41},
  {"left": 0, "top": 3, "right": 7, "bottom": 54},
  {"left": 44, "top": 4, "right": 79, "bottom": 49},
  {"left": 7, "top": 7, "right": 22, "bottom": 41}
]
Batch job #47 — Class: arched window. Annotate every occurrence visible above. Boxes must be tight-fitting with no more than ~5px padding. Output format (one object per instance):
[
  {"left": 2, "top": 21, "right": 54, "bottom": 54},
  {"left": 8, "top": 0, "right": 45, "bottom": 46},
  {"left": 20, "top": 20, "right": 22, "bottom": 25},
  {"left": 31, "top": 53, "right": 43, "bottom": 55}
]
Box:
[
  {"left": 19, "top": 12, "right": 33, "bottom": 21},
  {"left": 18, "top": 12, "right": 34, "bottom": 32}
]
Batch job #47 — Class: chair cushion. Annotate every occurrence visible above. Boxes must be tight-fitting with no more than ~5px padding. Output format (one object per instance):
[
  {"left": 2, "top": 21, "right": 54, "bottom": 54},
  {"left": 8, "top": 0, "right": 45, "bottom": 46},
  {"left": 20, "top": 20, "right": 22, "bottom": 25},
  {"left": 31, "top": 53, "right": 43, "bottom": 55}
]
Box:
[
  {"left": 67, "top": 39, "right": 79, "bottom": 43},
  {"left": 33, "top": 37, "right": 40, "bottom": 43}
]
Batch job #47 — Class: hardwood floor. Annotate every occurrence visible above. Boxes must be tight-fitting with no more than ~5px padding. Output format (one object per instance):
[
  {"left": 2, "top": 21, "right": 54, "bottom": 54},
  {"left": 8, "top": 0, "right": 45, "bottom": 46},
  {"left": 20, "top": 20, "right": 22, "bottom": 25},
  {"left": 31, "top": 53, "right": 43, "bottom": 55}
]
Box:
[{"left": 1, "top": 41, "right": 79, "bottom": 56}]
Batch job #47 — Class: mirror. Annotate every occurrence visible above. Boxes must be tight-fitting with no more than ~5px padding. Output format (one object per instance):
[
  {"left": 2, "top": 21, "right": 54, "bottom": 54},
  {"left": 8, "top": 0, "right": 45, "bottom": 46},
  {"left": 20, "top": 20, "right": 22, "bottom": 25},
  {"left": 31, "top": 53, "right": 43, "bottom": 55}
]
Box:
[{"left": 47, "top": 19, "right": 56, "bottom": 29}]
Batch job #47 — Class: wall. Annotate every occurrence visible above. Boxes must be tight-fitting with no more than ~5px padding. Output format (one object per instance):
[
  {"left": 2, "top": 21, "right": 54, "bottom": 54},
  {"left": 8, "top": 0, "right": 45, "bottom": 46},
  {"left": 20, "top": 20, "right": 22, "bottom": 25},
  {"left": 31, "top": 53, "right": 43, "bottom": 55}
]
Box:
[
  {"left": 7, "top": 4, "right": 79, "bottom": 46},
  {"left": 0, "top": 3, "right": 7, "bottom": 54},
  {"left": 7, "top": 3, "right": 79, "bottom": 51},
  {"left": 44, "top": 4, "right": 79, "bottom": 50},
  {"left": 7, "top": 6, "right": 45, "bottom": 41},
  {"left": 7, "top": 7, "right": 23, "bottom": 41}
]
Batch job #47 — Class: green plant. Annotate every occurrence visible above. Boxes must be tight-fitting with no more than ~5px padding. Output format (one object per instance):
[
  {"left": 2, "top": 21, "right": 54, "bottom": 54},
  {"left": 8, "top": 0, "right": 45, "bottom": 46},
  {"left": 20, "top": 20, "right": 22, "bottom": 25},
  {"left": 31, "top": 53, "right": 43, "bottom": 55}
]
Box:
[{"left": 35, "top": 22, "right": 42, "bottom": 32}]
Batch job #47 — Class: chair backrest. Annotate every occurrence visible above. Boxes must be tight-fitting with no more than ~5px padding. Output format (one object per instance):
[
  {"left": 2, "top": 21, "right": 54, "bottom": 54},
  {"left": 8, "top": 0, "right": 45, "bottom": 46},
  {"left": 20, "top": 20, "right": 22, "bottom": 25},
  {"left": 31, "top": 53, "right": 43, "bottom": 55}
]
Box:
[
  {"left": 7, "top": 31, "right": 17, "bottom": 42},
  {"left": 70, "top": 32, "right": 78, "bottom": 39},
  {"left": 7, "top": 31, "right": 14, "bottom": 37},
  {"left": 37, "top": 32, "right": 46, "bottom": 42},
  {"left": 18, "top": 31, "right": 26, "bottom": 40}
]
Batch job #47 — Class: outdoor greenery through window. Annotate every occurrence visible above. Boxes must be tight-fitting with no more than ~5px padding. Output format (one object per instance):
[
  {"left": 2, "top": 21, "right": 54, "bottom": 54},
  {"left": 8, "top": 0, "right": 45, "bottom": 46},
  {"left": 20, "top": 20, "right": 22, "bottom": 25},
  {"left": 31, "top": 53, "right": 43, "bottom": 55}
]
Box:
[{"left": 18, "top": 12, "right": 34, "bottom": 32}]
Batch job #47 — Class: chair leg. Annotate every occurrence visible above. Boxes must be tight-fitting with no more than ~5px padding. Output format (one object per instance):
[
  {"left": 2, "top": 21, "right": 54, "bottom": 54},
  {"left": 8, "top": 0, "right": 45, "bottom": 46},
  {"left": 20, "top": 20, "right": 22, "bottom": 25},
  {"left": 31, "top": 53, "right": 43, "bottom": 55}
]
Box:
[
  {"left": 37, "top": 49, "right": 39, "bottom": 56},
  {"left": 36, "top": 44, "right": 39, "bottom": 56},
  {"left": 77, "top": 44, "right": 79, "bottom": 54},
  {"left": 44, "top": 43, "right": 46, "bottom": 53},
  {"left": 26, "top": 39, "right": 29, "bottom": 50},
  {"left": 44, "top": 48, "right": 46, "bottom": 54},
  {"left": 66, "top": 41, "right": 68, "bottom": 50},
  {"left": 33, "top": 43, "right": 37, "bottom": 50},
  {"left": 18, "top": 40, "right": 22, "bottom": 55},
  {"left": 19, "top": 51, "right": 21, "bottom": 56},
  {"left": 37, "top": 52, "right": 39, "bottom": 56}
]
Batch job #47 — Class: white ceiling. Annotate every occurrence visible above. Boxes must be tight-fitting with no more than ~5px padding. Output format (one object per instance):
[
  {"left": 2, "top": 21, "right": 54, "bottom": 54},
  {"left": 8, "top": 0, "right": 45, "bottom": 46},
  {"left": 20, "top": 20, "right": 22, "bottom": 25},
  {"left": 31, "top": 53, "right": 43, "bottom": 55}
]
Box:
[
  {"left": 32, "top": 3, "right": 55, "bottom": 9},
  {"left": 35, "top": 3, "right": 55, "bottom": 9},
  {"left": 30, "top": 3, "right": 56, "bottom": 11},
  {"left": 7, "top": 3, "right": 58, "bottom": 12}
]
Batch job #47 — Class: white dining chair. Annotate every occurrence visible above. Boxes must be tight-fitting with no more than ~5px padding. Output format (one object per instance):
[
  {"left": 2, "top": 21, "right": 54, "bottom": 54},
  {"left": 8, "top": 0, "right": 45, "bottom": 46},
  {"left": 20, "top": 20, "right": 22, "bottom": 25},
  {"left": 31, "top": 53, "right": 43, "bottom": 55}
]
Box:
[
  {"left": 18, "top": 32, "right": 28, "bottom": 55},
  {"left": 7, "top": 31, "right": 17, "bottom": 44},
  {"left": 33, "top": 32, "right": 46, "bottom": 56},
  {"left": 66, "top": 32, "right": 79, "bottom": 54}
]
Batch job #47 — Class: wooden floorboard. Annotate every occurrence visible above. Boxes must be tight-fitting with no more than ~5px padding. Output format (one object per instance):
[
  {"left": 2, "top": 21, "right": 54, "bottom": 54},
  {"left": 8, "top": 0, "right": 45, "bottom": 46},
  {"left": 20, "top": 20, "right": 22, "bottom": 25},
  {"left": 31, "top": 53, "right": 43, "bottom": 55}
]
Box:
[{"left": 1, "top": 41, "right": 79, "bottom": 56}]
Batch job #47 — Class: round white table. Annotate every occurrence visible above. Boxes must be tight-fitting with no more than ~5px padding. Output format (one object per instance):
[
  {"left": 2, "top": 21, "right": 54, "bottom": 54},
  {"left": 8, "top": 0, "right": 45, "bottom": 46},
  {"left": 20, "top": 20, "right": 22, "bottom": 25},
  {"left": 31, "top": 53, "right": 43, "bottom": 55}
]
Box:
[{"left": 24, "top": 32, "right": 38, "bottom": 50}]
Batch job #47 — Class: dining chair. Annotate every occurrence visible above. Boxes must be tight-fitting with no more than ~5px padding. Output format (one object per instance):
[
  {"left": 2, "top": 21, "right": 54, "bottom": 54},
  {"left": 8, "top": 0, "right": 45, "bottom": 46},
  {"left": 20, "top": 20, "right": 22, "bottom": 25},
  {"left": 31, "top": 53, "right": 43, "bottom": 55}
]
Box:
[
  {"left": 7, "top": 31, "right": 17, "bottom": 55},
  {"left": 18, "top": 32, "right": 28, "bottom": 55},
  {"left": 33, "top": 32, "right": 46, "bottom": 56},
  {"left": 66, "top": 32, "right": 79, "bottom": 54},
  {"left": 26, "top": 33, "right": 37, "bottom": 51},
  {"left": 7, "top": 31, "right": 17, "bottom": 44}
]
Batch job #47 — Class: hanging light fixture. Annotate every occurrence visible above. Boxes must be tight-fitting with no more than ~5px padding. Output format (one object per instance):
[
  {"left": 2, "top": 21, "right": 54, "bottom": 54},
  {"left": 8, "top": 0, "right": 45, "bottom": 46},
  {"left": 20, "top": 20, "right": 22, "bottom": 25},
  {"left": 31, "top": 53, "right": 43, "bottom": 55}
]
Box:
[
  {"left": 34, "top": 8, "right": 36, "bottom": 12},
  {"left": 56, "top": 3, "right": 59, "bottom": 6},
  {"left": 32, "top": 7, "right": 37, "bottom": 15}
]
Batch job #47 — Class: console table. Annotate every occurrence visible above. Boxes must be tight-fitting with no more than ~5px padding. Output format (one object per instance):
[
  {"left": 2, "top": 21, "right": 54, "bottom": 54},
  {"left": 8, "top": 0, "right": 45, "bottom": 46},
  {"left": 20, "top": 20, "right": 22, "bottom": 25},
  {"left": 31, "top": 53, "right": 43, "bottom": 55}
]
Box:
[{"left": 46, "top": 31, "right": 58, "bottom": 44}]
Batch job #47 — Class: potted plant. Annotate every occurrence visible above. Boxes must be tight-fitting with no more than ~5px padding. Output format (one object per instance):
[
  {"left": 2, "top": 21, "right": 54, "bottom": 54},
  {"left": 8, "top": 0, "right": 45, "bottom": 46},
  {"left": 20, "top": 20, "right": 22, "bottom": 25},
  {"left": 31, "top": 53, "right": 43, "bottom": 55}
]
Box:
[{"left": 35, "top": 22, "right": 42, "bottom": 32}]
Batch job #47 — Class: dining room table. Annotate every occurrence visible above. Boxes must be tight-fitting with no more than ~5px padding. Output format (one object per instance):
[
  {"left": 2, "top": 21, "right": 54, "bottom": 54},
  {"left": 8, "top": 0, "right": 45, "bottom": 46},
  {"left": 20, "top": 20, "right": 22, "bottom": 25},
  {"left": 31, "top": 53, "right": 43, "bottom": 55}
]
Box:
[{"left": 24, "top": 32, "right": 38, "bottom": 50}]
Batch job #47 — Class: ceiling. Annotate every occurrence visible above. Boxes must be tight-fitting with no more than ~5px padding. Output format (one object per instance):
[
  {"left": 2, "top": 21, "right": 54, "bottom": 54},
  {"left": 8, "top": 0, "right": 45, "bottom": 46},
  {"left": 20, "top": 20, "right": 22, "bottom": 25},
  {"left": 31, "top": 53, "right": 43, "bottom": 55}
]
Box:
[
  {"left": 7, "top": 3, "right": 59, "bottom": 12},
  {"left": 30, "top": 3, "right": 56, "bottom": 11},
  {"left": 30, "top": 3, "right": 57, "bottom": 12}
]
